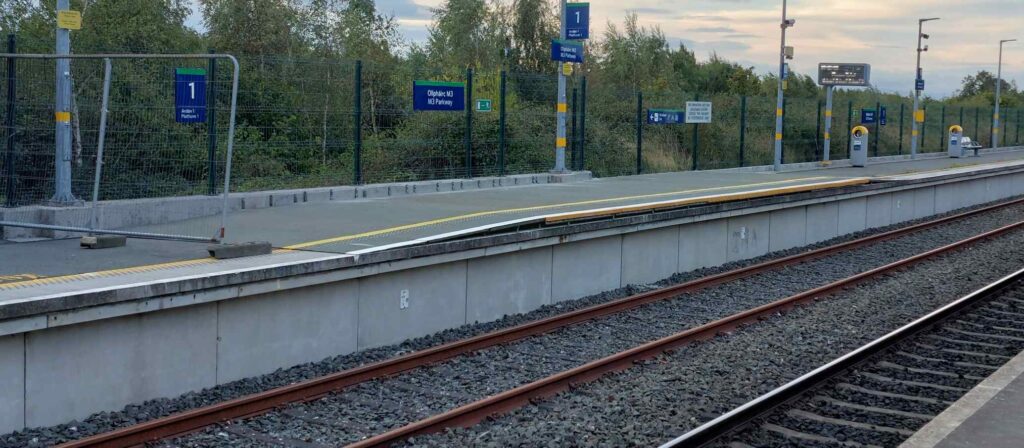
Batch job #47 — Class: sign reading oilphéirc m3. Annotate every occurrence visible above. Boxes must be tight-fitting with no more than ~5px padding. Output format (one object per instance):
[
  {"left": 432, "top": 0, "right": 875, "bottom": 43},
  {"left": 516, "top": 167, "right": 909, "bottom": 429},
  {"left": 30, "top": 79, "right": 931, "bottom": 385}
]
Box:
[
  {"left": 175, "top": 68, "right": 207, "bottom": 123},
  {"left": 413, "top": 81, "right": 465, "bottom": 111},
  {"left": 551, "top": 40, "right": 584, "bottom": 63}
]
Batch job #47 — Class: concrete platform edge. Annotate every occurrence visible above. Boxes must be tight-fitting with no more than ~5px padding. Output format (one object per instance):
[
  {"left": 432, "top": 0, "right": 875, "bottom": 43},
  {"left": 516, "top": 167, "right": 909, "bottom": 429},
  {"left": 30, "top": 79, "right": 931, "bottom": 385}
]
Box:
[{"left": 899, "top": 345, "right": 1024, "bottom": 448}]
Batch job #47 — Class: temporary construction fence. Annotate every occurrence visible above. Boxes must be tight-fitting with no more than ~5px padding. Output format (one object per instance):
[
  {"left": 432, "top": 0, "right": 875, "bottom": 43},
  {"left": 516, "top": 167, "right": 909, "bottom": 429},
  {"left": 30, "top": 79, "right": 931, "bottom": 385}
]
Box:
[{"left": 0, "top": 52, "right": 239, "bottom": 242}]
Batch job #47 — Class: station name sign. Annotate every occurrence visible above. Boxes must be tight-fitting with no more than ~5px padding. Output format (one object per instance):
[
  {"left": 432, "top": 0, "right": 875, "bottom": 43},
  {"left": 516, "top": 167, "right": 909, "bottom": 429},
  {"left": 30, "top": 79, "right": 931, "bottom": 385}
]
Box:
[
  {"left": 818, "top": 63, "right": 871, "bottom": 87},
  {"left": 551, "top": 39, "right": 584, "bottom": 63},
  {"left": 413, "top": 80, "right": 465, "bottom": 111}
]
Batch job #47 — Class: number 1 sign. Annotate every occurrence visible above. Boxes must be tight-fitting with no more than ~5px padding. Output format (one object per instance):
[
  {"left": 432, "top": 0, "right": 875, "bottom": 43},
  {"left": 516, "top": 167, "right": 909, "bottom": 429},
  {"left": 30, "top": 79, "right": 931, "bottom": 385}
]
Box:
[
  {"left": 175, "top": 68, "right": 207, "bottom": 123},
  {"left": 566, "top": 3, "right": 589, "bottom": 40}
]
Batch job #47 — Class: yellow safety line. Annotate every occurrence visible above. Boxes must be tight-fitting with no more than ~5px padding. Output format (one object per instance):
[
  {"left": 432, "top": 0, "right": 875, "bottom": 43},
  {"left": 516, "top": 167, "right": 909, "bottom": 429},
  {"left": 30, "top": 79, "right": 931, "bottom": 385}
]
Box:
[
  {"left": 284, "top": 177, "right": 833, "bottom": 249},
  {"left": 544, "top": 178, "right": 871, "bottom": 223},
  {"left": 1, "top": 176, "right": 841, "bottom": 289}
]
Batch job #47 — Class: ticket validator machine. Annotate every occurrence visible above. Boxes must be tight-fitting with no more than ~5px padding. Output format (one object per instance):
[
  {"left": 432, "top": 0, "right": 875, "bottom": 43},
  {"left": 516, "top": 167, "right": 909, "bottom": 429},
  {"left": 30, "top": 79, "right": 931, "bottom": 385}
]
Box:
[
  {"left": 948, "top": 125, "right": 964, "bottom": 158},
  {"left": 850, "top": 125, "right": 869, "bottom": 167}
]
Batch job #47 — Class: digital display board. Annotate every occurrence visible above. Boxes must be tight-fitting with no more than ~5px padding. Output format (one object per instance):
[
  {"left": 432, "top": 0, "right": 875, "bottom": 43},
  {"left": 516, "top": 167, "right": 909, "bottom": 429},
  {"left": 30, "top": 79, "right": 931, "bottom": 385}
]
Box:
[{"left": 818, "top": 63, "right": 871, "bottom": 87}]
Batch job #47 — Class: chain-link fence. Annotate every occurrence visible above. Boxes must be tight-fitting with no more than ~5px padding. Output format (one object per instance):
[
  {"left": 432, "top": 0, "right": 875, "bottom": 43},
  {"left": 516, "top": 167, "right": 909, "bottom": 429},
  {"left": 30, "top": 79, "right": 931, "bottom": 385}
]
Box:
[{"left": 1, "top": 53, "right": 238, "bottom": 241}]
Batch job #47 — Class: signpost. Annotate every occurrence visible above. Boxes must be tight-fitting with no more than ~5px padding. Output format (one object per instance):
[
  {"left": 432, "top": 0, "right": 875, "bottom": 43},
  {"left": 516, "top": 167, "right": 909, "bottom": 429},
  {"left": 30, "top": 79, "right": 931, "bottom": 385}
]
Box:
[
  {"left": 817, "top": 62, "right": 872, "bottom": 165},
  {"left": 412, "top": 80, "right": 465, "bottom": 111},
  {"left": 647, "top": 109, "right": 683, "bottom": 125},
  {"left": 175, "top": 68, "right": 207, "bottom": 123},
  {"left": 685, "top": 101, "right": 712, "bottom": 124},
  {"left": 551, "top": 39, "right": 584, "bottom": 63},
  {"left": 565, "top": 3, "right": 590, "bottom": 40},
  {"left": 861, "top": 108, "right": 877, "bottom": 125}
]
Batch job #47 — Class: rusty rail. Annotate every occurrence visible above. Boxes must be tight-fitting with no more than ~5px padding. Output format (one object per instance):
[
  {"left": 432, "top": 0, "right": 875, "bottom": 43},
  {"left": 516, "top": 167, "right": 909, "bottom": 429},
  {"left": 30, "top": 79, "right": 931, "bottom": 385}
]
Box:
[{"left": 58, "top": 197, "right": 1024, "bottom": 448}]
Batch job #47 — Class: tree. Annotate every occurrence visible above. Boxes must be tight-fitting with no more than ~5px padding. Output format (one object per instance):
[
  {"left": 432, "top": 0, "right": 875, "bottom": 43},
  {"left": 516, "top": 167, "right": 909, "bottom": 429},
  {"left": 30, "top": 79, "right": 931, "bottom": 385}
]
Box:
[
  {"left": 426, "top": 0, "right": 504, "bottom": 71},
  {"left": 508, "top": 0, "right": 557, "bottom": 72},
  {"left": 596, "top": 13, "right": 671, "bottom": 91}
]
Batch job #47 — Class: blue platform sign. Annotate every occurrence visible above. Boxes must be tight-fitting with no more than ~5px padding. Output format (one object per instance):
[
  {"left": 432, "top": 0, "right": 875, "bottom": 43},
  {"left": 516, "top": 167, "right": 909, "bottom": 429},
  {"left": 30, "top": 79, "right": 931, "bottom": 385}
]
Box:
[
  {"left": 413, "top": 80, "right": 465, "bottom": 111},
  {"left": 861, "top": 108, "right": 877, "bottom": 124},
  {"left": 566, "top": 3, "right": 590, "bottom": 40},
  {"left": 647, "top": 109, "right": 684, "bottom": 124},
  {"left": 175, "top": 68, "right": 206, "bottom": 123},
  {"left": 551, "top": 39, "right": 584, "bottom": 63},
  {"left": 916, "top": 78, "right": 925, "bottom": 91},
  {"left": 879, "top": 106, "right": 887, "bottom": 126}
]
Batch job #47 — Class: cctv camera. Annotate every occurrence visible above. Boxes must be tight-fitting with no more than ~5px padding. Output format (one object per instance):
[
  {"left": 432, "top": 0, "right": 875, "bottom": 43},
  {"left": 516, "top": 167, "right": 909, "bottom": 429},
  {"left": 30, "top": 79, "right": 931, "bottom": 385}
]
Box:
[{"left": 921, "top": 33, "right": 930, "bottom": 39}]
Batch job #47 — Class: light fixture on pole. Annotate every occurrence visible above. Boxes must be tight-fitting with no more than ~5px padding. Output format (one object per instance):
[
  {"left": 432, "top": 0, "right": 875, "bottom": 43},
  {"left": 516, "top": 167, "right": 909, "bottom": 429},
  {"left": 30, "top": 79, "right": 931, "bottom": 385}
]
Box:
[
  {"left": 773, "top": 0, "right": 795, "bottom": 171},
  {"left": 994, "top": 38, "right": 1016, "bottom": 149},
  {"left": 910, "top": 17, "right": 939, "bottom": 158}
]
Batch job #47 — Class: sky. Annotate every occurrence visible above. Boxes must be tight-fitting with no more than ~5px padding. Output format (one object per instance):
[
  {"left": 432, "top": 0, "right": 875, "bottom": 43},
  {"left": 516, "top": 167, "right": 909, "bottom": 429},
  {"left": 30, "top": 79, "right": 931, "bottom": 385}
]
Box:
[{"left": 185, "top": 0, "right": 1024, "bottom": 98}]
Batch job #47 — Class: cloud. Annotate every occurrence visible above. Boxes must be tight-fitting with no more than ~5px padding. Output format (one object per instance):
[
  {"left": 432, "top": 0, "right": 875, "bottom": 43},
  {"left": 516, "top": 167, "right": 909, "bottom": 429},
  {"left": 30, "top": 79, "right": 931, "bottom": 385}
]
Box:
[
  {"left": 377, "top": 0, "right": 433, "bottom": 19},
  {"left": 690, "top": 26, "right": 736, "bottom": 33},
  {"left": 630, "top": 7, "right": 673, "bottom": 15}
]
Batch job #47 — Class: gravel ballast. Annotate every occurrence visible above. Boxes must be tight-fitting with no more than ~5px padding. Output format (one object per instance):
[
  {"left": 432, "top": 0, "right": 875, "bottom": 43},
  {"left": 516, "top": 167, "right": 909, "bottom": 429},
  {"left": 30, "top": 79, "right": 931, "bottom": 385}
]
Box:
[
  {"left": 167, "top": 203, "right": 1024, "bottom": 446},
  {"left": 4, "top": 198, "right": 1024, "bottom": 448},
  {"left": 403, "top": 225, "right": 1024, "bottom": 447}
]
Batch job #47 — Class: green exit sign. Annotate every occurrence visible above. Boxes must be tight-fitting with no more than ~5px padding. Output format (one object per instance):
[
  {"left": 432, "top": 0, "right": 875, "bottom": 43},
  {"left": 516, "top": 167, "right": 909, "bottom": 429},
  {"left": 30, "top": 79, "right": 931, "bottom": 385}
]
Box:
[{"left": 475, "top": 99, "right": 493, "bottom": 112}]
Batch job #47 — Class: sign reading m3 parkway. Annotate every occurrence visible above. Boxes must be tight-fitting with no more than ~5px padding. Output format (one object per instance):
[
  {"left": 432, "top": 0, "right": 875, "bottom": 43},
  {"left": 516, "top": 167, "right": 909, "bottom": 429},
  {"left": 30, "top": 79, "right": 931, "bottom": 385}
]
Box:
[
  {"left": 551, "top": 40, "right": 584, "bottom": 63},
  {"left": 413, "top": 80, "right": 465, "bottom": 111}
]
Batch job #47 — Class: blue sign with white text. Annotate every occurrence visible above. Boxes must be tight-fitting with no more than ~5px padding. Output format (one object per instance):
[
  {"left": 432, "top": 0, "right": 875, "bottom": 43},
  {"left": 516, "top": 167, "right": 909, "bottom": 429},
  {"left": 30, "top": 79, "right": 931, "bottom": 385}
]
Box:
[
  {"left": 916, "top": 78, "right": 925, "bottom": 91},
  {"left": 566, "top": 3, "right": 590, "bottom": 40},
  {"left": 175, "top": 68, "right": 207, "bottom": 123},
  {"left": 413, "top": 81, "right": 465, "bottom": 111},
  {"left": 551, "top": 40, "right": 584, "bottom": 63},
  {"left": 880, "top": 106, "right": 887, "bottom": 126},
  {"left": 861, "top": 109, "right": 877, "bottom": 124},
  {"left": 647, "top": 109, "right": 684, "bottom": 124}
]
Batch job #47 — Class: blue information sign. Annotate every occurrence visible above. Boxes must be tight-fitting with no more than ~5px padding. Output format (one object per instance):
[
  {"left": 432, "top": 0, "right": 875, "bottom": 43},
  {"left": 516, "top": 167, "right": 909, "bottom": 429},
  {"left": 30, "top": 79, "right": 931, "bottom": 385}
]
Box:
[
  {"left": 551, "top": 39, "right": 584, "bottom": 63},
  {"left": 647, "top": 109, "right": 684, "bottom": 124},
  {"left": 861, "top": 109, "right": 877, "bottom": 124},
  {"left": 916, "top": 78, "right": 925, "bottom": 91},
  {"left": 413, "top": 80, "right": 465, "bottom": 111},
  {"left": 566, "top": 3, "right": 590, "bottom": 40},
  {"left": 879, "top": 106, "right": 887, "bottom": 126},
  {"left": 175, "top": 68, "right": 206, "bottom": 123}
]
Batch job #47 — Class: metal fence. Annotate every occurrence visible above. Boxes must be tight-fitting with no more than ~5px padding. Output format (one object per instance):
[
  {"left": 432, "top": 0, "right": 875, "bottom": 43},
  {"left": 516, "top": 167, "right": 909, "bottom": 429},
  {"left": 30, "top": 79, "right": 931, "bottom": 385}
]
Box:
[
  {"left": 0, "top": 53, "right": 239, "bottom": 241},
  {"left": 3, "top": 42, "right": 1023, "bottom": 243}
]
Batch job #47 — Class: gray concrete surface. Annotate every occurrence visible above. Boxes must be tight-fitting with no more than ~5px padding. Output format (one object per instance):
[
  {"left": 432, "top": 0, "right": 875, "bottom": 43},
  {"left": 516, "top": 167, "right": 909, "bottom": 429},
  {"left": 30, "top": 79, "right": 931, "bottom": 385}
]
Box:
[
  {"left": 2, "top": 149, "right": 1024, "bottom": 279},
  {"left": 2, "top": 160, "right": 1024, "bottom": 433},
  {"left": 900, "top": 342, "right": 1024, "bottom": 448}
]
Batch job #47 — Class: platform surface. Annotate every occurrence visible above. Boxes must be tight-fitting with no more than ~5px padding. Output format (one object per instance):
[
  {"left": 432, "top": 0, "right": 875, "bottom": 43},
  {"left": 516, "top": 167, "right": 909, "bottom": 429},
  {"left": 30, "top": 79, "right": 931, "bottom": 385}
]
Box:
[
  {"left": 900, "top": 342, "right": 1024, "bottom": 448},
  {"left": 3, "top": 149, "right": 1024, "bottom": 290}
]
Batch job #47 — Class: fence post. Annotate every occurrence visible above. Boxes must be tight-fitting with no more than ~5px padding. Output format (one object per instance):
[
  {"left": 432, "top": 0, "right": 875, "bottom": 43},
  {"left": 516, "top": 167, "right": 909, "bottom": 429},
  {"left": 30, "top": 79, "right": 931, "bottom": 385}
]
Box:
[
  {"left": 898, "top": 103, "right": 905, "bottom": 154},
  {"left": 921, "top": 104, "right": 927, "bottom": 150},
  {"left": 872, "top": 101, "right": 880, "bottom": 156},
  {"left": 692, "top": 93, "right": 699, "bottom": 170},
  {"left": 498, "top": 70, "right": 506, "bottom": 176},
  {"left": 4, "top": 34, "right": 15, "bottom": 207},
  {"left": 780, "top": 98, "right": 786, "bottom": 164},
  {"left": 960, "top": 106, "right": 965, "bottom": 134},
  {"left": 975, "top": 107, "right": 980, "bottom": 145},
  {"left": 578, "top": 76, "right": 587, "bottom": 170},
  {"left": 206, "top": 49, "right": 217, "bottom": 195},
  {"left": 353, "top": 60, "right": 362, "bottom": 184},
  {"left": 464, "top": 67, "right": 473, "bottom": 178},
  {"left": 738, "top": 96, "right": 747, "bottom": 167},
  {"left": 1017, "top": 109, "right": 1021, "bottom": 144},
  {"left": 571, "top": 86, "right": 577, "bottom": 170},
  {"left": 636, "top": 90, "right": 643, "bottom": 174},
  {"left": 814, "top": 100, "right": 822, "bottom": 161},
  {"left": 847, "top": 100, "right": 853, "bottom": 153},
  {"left": 940, "top": 104, "right": 947, "bottom": 151}
]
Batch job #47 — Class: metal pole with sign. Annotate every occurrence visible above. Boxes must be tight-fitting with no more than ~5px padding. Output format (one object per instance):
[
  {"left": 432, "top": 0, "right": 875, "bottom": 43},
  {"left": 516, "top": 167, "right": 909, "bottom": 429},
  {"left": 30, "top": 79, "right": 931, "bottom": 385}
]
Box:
[
  {"left": 995, "top": 39, "right": 1017, "bottom": 149},
  {"left": 553, "top": 0, "right": 568, "bottom": 173},
  {"left": 911, "top": 17, "right": 940, "bottom": 158},
  {"left": 773, "top": 0, "right": 792, "bottom": 171},
  {"left": 52, "top": 0, "right": 80, "bottom": 204},
  {"left": 817, "top": 63, "right": 870, "bottom": 165}
]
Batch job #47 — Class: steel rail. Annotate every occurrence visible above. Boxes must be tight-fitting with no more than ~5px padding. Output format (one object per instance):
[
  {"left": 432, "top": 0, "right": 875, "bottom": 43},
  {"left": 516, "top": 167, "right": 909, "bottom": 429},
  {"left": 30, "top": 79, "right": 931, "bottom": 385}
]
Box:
[
  {"left": 348, "top": 218, "right": 1024, "bottom": 448},
  {"left": 57, "top": 197, "right": 1024, "bottom": 448},
  {"left": 660, "top": 263, "right": 1024, "bottom": 448}
]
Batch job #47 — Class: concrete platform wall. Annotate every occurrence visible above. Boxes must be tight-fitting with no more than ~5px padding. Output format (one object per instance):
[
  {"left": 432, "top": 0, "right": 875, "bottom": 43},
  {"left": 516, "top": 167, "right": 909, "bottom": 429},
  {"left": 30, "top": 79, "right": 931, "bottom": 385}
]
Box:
[{"left": 7, "top": 170, "right": 1024, "bottom": 433}]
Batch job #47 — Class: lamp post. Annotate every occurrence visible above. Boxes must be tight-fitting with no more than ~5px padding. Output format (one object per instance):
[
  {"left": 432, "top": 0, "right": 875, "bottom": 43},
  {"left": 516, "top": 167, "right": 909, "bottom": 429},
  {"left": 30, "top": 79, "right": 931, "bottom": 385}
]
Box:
[
  {"left": 910, "top": 17, "right": 939, "bottom": 158},
  {"left": 773, "top": 0, "right": 795, "bottom": 171},
  {"left": 995, "top": 39, "right": 1016, "bottom": 149}
]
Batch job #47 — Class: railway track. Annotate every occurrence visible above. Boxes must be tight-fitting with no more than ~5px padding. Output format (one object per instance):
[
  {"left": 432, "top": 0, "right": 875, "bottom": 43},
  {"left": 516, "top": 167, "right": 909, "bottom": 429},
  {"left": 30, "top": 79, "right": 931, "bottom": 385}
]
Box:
[
  {"left": 53, "top": 197, "right": 1024, "bottom": 448},
  {"left": 663, "top": 267, "right": 1024, "bottom": 448}
]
